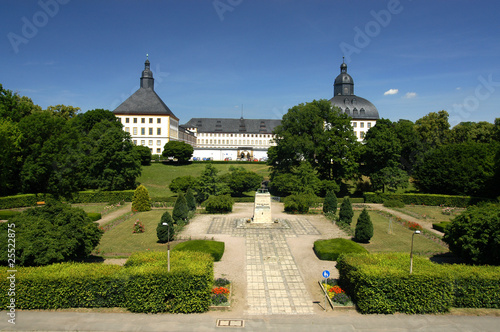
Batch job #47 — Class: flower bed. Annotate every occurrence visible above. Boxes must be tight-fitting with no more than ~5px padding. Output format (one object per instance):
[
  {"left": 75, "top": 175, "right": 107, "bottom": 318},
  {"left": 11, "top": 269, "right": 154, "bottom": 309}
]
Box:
[
  {"left": 210, "top": 278, "right": 231, "bottom": 308},
  {"left": 319, "top": 278, "right": 355, "bottom": 310}
]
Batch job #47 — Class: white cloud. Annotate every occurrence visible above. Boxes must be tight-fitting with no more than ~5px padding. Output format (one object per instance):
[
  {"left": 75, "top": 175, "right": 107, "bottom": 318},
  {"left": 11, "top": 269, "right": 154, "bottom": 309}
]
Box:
[
  {"left": 384, "top": 89, "right": 399, "bottom": 95},
  {"left": 456, "top": 87, "right": 461, "bottom": 90},
  {"left": 404, "top": 92, "right": 417, "bottom": 99}
]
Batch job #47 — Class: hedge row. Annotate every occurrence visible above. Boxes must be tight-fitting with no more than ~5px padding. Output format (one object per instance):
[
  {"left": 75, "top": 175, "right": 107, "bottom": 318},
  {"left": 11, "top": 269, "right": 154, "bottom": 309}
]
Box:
[
  {"left": 0, "top": 251, "right": 213, "bottom": 313},
  {"left": 0, "top": 194, "right": 42, "bottom": 209},
  {"left": 337, "top": 253, "right": 500, "bottom": 314},
  {"left": 364, "top": 192, "right": 494, "bottom": 207}
]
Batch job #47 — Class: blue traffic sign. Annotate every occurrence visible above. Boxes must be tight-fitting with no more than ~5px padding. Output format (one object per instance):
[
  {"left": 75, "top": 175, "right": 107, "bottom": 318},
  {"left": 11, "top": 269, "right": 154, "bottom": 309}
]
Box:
[{"left": 322, "top": 270, "right": 330, "bottom": 278}]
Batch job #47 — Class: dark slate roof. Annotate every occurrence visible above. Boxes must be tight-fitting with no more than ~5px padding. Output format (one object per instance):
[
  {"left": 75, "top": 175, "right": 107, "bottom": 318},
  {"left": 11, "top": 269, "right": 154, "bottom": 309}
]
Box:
[
  {"left": 329, "top": 95, "right": 379, "bottom": 120},
  {"left": 112, "top": 87, "right": 179, "bottom": 120},
  {"left": 182, "top": 118, "right": 281, "bottom": 134}
]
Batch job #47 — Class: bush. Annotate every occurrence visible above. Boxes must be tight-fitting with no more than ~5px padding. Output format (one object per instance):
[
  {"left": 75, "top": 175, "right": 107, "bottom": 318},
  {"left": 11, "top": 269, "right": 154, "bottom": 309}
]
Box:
[
  {"left": 364, "top": 192, "right": 494, "bottom": 207},
  {"left": 134, "top": 145, "right": 152, "bottom": 166},
  {"left": 69, "top": 190, "right": 135, "bottom": 204},
  {"left": 173, "top": 240, "right": 225, "bottom": 262},
  {"left": 157, "top": 211, "right": 175, "bottom": 243},
  {"left": 0, "top": 201, "right": 103, "bottom": 266},
  {"left": 283, "top": 194, "right": 316, "bottom": 214},
  {"left": 0, "top": 194, "right": 40, "bottom": 209},
  {"left": 172, "top": 193, "right": 189, "bottom": 225},
  {"left": 313, "top": 238, "right": 367, "bottom": 261},
  {"left": 169, "top": 176, "right": 196, "bottom": 193},
  {"left": 443, "top": 203, "right": 500, "bottom": 265},
  {"left": 86, "top": 212, "right": 102, "bottom": 222},
  {"left": 338, "top": 197, "right": 354, "bottom": 226},
  {"left": 432, "top": 222, "right": 450, "bottom": 233},
  {"left": 322, "top": 191, "right": 338, "bottom": 214},
  {"left": 131, "top": 185, "right": 151, "bottom": 212},
  {"left": 354, "top": 208, "right": 373, "bottom": 243},
  {"left": 0, "top": 210, "right": 21, "bottom": 220},
  {"left": 185, "top": 188, "right": 196, "bottom": 211},
  {"left": 204, "top": 195, "right": 233, "bottom": 213},
  {"left": 383, "top": 199, "right": 405, "bottom": 208}
]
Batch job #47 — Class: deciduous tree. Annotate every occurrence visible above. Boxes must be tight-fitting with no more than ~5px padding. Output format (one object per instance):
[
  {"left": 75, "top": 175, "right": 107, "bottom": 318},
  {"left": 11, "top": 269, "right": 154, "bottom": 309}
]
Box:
[{"left": 162, "top": 140, "right": 194, "bottom": 163}]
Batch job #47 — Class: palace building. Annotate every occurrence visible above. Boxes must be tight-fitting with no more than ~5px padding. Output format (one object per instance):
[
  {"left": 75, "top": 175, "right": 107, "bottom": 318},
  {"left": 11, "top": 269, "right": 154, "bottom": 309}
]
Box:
[{"left": 113, "top": 58, "right": 379, "bottom": 159}]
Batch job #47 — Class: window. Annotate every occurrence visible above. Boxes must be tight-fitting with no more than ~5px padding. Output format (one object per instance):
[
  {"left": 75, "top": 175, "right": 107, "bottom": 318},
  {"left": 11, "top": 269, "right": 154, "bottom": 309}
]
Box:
[
  {"left": 140, "top": 128, "right": 144, "bottom": 135},
  {"left": 368, "top": 122, "right": 372, "bottom": 128},
  {"left": 125, "top": 118, "right": 130, "bottom": 123},
  {"left": 156, "top": 148, "right": 161, "bottom": 153},
  {"left": 360, "top": 122, "right": 364, "bottom": 128},
  {"left": 157, "top": 118, "right": 161, "bottom": 123},
  {"left": 141, "top": 118, "right": 145, "bottom": 123},
  {"left": 148, "top": 140, "right": 153, "bottom": 146},
  {"left": 157, "top": 128, "right": 161, "bottom": 135},
  {"left": 353, "top": 122, "right": 357, "bottom": 128},
  {"left": 149, "top": 128, "right": 153, "bottom": 135},
  {"left": 125, "top": 127, "right": 130, "bottom": 132},
  {"left": 133, "top": 118, "right": 137, "bottom": 123},
  {"left": 149, "top": 118, "right": 153, "bottom": 123},
  {"left": 141, "top": 140, "right": 145, "bottom": 145},
  {"left": 133, "top": 128, "right": 137, "bottom": 135},
  {"left": 360, "top": 132, "right": 365, "bottom": 139},
  {"left": 133, "top": 140, "right": 137, "bottom": 145}
]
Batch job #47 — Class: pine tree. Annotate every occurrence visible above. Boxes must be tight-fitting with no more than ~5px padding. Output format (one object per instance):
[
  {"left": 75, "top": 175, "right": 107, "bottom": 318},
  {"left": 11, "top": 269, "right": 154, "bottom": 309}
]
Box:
[
  {"left": 338, "top": 197, "right": 353, "bottom": 226},
  {"left": 131, "top": 184, "right": 151, "bottom": 212},
  {"left": 322, "top": 191, "right": 338, "bottom": 214},
  {"left": 354, "top": 208, "right": 373, "bottom": 243},
  {"left": 157, "top": 211, "right": 174, "bottom": 243},
  {"left": 185, "top": 188, "right": 196, "bottom": 211},
  {"left": 172, "top": 193, "right": 189, "bottom": 225}
]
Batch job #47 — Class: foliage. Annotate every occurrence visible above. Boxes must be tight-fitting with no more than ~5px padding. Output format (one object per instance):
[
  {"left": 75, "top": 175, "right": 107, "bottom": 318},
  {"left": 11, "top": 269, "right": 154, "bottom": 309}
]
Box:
[
  {"left": 338, "top": 197, "right": 354, "bottom": 226},
  {"left": 432, "top": 222, "right": 450, "bottom": 233},
  {"left": 269, "top": 161, "right": 324, "bottom": 197},
  {"left": 283, "top": 193, "right": 317, "bottom": 214},
  {"left": 268, "top": 100, "right": 359, "bottom": 184},
  {"left": 413, "top": 142, "right": 497, "bottom": 197},
  {"left": 370, "top": 166, "right": 409, "bottom": 193},
  {"left": 211, "top": 294, "right": 228, "bottom": 305},
  {"left": 393, "top": 119, "right": 422, "bottom": 174},
  {"left": 185, "top": 188, "right": 197, "bottom": 211},
  {"left": 313, "top": 238, "right": 367, "bottom": 261},
  {"left": 221, "top": 166, "right": 262, "bottom": 196},
  {"left": 450, "top": 121, "right": 496, "bottom": 144},
  {"left": 132, "top": 220, "right": 145, "bottom": 233},
  {"left": 194, "top": 164, "right": 230, "bottom": 203},
  {"left": 134, "top": 145, "right": 152, "bottom": 166},
  {"left": 443, "top": 203, "right": 500, "bottom": 265},
  {"left": 86, "top": 212, "right": 102, "bottom": 222},
  {"left": 0, "top": 201, "right": 103, "bottom": 266},
  {"left": 337, "top": 253, "right": 500, "bottom": 313},
  {"left": 169, "top": 175, "right": 196, "bottom": 193},
  {"left": 156, "top": 211, "right": 175, "bottom": 243},
  {"left": 0, "top": 119, "right": 22, "bottom": 195},
  {"left": 0, "top": 251, "right": 214, "bottom": 313},
  {"left": 383, "top": 199, "right": 405, "bottom": 208},
  {"left": 162, "top": 140, "right": 194, "bottom": 163},
  {"left": 322, "top": 190, "right": 338, "bottom": 214},
  {"left": 131, "top": 185, "right": 151, "bottom": 212},
  {"left": 414, "top": 110, "right": 451, "bottom": 149},
  {"left": 214, "top": 277, "right": 230, "bottom": 287},
  {"left": 173, "top": 240, "right": 225, "bottom": 262},
  {"left": 0, "top": 84, "right": 41, "bottom": 122},
  {"left": 73, "top": 108, "right": 119, "bottom": 134},
  {"left": 172, "top": 193, "right": 189, "bottom": 225},
  {"left": 354, "top": 208, "right": 373, "bottom": 243},
  {"left": 204, "top": 195, "right": 234, "bottom": 213},
  {"left": 364, "top": 192, "right": 494, "bottom": 207}
]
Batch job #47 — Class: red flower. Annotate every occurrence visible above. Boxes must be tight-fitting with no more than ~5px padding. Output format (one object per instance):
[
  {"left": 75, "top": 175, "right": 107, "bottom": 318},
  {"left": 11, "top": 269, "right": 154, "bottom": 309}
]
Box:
[{"left": 212, "top": 287, "right": 230, "bottom": 295}]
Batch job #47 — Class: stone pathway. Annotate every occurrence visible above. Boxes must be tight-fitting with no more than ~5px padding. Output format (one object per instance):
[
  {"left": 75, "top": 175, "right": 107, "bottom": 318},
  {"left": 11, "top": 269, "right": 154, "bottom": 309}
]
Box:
[{"left": 208, "top": 217, "right": 320, "bottom": 315}]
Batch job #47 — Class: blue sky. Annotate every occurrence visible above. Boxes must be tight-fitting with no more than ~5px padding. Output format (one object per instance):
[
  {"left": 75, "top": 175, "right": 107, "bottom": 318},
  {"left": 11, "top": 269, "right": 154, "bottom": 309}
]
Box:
[{"left": 1, "top": 0, "right": 499, "bottom": 126}]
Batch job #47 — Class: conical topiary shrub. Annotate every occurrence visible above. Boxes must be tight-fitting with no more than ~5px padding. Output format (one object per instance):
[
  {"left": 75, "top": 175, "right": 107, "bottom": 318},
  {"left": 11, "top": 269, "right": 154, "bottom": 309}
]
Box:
[
  {"left": 185, "top": 188, "right": 196, "bottom": 211},
  {"left": 132, "top": 185, "right": 151, "bottom": 212},
  {"left": 157, "top": 211, "right": 175, "bottom": 243},
  {"left": 172, "top": 193, "right": 189, "bottom": 225},
  {"left": 323, "top": 191, "right": 338, "bottom": 214},
  {"left": 338, "top": 197, "right": 353, "bottom": 226},
  {"left": 354, "top": 208, "right": 373, "bottom": 243}
]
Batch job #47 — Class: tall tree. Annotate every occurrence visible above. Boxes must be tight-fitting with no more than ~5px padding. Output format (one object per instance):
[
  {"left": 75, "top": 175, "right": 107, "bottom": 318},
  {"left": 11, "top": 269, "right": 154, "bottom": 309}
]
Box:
[
  {"left": 162, "top": 140, "right": 194, "bottom": 163},
  {"left": 194, "top": 164, "right": 230, "bottom": 203},
  {"left": 269, "top": 99, "right": 359, "bottom": 183},
  {"left": 450, "top": 121, "right": 495, "bottom": 144},
  {"left": 0, "top": 119, "right": 22, "bottom": 195},
  {"left": 414, "top": 110, "right": 451, "bottom": 149},
  {"left": 0, "top": 84, "right": 41, "bottom": 122},
  {"left": 393, "top": 119, "right": 421, "bottom": 174},
  {"left": 73, "top": 108, "right": 120, "bottom": 134}
]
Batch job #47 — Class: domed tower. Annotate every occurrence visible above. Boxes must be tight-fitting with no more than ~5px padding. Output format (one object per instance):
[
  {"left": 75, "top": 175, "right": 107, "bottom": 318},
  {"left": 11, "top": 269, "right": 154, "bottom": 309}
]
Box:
[
  {"left": 140, "top": 56, "right": 154, "bottom": 89},
  {"left": 329, "top": 59, "right": 379, "bottom": 140}
]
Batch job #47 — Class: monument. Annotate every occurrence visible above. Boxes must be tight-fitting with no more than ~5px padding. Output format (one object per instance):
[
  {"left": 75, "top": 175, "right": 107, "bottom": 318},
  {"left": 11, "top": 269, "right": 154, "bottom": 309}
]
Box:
[{"left": 252, "top": 189, "right": 272, "bottom": 223}]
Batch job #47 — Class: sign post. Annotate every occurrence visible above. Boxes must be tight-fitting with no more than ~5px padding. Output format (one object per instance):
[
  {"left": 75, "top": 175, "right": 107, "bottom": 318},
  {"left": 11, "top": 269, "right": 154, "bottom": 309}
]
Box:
[{"left": 322, "top": 270, "right": 330, "bottom": 311}]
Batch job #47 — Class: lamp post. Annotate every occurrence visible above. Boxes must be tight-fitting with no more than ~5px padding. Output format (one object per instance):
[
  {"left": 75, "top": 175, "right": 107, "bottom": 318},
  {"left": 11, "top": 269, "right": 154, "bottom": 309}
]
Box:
[
  {"left": 409, "top": 230, "right": 421, "bottom": 274},
  {"left": 162, "top": 222, "right": 170, "bottom": 272}
]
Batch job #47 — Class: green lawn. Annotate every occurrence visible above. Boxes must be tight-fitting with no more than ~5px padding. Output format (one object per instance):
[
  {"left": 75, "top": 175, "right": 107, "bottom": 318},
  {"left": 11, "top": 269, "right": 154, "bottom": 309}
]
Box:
[
  {"left": 350, "top": 211, "right": 448, "bottom": 255},
  {"left": 137, "top": 162, "right": 270, "bottom": 197},
  {"left": 393, "top": 205, "right": 465, "bottom": 222},
  {"left": 96, "top": 209, "right": 171, "bottom": 256}
]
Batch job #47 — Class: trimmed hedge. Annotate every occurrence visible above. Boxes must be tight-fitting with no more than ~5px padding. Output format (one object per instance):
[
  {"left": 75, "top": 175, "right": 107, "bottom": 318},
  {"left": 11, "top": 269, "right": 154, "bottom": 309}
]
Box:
[
  {"left": 313, "top": 239, "right": 367, "bottom": 261},
  {"left": 383, "top": 199, "right": 405, "bottom": 208},
  {"left": 432, "top": 222, "right": 450, "bottom": 233},
  {"left": 172, "top": 240, "right": 225, "bottom": 262},
  {"left": 364, "top": 192, "right": 494, "bottom": 207},
  {"left": 0, "top": 210, "right": 21, "bottom": 220},
  {"left": 0, "top": 194, "right": 41, "bottom": 209},
  {"left": 87, "top": 213, "right": 102, "bottom": 222},
  {"left": 0, "top": 251, "right": 213, "bottom": 313},
  {"left": 337, "top": 253, "right": 500, "bottom": 314},
  {"left": 204, "top": 195, "right": 234, "bottom": 213}
]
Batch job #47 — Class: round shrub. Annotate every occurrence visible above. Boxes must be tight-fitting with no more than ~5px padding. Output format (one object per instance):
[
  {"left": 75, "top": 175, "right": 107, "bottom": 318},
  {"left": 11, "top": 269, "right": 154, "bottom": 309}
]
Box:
[
  {"left": 157, "top": 211, "right": 175, "bottom": 243},
  {"left": 284, "top": 194, "right": 316, "bottom": 214},
  {"left": 443, "top": 203, "right": 500, "bottom": 265},
  {"left": 383, "top": 199, "right": 405, "bottom": 208},
  {"left": 131, "top": 185, "right": 151, "bottom": 212},
  {"left": 354, "top": 208, "right": 373, "bottom": 243},
  {"left": 323, "top": 191, "right": 338, "bottom": 214},
  {"left": 313, "top": 238, "right": 368, "bottom": 261},
  {"left": 204, "top": 195, "right": 233, "bottom": 213},
  {"left": 173, "top": 240, "right": 225, "bottom": 261}
]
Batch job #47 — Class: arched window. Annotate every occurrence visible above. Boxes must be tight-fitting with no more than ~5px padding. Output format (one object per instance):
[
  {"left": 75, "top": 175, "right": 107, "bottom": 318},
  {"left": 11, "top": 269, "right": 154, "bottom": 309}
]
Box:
[
  {"left": 353, "top": 108, "right": 358, "bottom": 116},
  {"left": 345, "top": 107, "right": 350, "bottom": 115},
  {"left": 360, "top": 108, "right": 366, "bottom": 115}
]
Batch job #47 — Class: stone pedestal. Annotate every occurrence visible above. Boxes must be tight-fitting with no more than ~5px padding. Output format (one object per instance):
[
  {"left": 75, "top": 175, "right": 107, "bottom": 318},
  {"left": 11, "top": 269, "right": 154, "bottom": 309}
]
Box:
[{"left": 253, "top": 190, "right": 272, "bottom": 223}]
